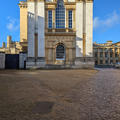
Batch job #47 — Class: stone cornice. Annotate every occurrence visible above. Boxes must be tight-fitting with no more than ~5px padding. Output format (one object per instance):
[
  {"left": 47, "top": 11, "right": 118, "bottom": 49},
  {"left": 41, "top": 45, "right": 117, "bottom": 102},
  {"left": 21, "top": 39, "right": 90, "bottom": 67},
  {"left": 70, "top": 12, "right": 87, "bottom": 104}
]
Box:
[
  {"left": 46, "top": 2, "right": 76, "bottom": 5},
  {"left": 76, "top": 0, "right": 93, "bottom": 2},
  {"left": 27, "top": 0, "right": 93, "bottom": 2},
  {"left": 19, "top": 0, "right": 93, "bottom": 8},
  {"left": 27, "top": 0, "right": 45, "bottom": 2},
  {"left": 85, "top": 0, "right": 93, "bottom": 2},
  {"left": 45, "top": 32, "right": 76, "bottom": 36}
]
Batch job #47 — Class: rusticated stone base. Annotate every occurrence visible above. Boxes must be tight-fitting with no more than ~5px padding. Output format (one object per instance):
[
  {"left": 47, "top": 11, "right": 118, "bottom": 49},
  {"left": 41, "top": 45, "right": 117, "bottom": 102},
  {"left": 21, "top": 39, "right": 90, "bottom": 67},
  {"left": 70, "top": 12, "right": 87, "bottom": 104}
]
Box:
[
  {"left": 73, "top": 57, "right": 94, "bottom": 69},
  {"left": 26, "top": 57, "right": 94, "bottom": 69},
  {"left": 26, "top": 57, "right": 46, "bottom": 69}
]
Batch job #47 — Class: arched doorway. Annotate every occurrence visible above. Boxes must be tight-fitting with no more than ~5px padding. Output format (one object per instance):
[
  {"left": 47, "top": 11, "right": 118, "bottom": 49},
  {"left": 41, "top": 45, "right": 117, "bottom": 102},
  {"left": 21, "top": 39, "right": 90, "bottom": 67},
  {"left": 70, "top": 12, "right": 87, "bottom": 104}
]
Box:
[{"left": 56, "top": 44, "right": 65, "bottom": 60}]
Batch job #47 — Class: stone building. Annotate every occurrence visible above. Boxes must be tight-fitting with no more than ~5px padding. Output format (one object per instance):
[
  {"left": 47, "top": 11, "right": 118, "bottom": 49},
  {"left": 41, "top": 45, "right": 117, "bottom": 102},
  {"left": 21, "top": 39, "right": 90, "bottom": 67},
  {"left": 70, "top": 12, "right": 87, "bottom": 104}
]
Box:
[
  {"left": 0, "top": 36, "right": 23, "bottom": 54},
  {"left": 19, "top": 0, "right": 94, "bottom": 69},
  {"left": 93, "top": 41, "right": 120, "bottom": 65}
]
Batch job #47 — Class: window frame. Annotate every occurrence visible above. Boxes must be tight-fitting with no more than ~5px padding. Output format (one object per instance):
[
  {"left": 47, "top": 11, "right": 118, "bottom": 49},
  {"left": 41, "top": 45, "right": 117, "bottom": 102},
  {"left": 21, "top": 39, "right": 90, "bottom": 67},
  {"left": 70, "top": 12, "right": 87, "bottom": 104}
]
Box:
[
  {"left": 48, "top": 10, "right": 53, "bottom": 29},
  {"left": 68, "top": 10, "right": 73, "bottom": 29},
  {"left": 55, "top": 0, "right": 65, "bottom": 29},
  {"left": 56, "top": 44, "right": 65, "bottom": 60}
]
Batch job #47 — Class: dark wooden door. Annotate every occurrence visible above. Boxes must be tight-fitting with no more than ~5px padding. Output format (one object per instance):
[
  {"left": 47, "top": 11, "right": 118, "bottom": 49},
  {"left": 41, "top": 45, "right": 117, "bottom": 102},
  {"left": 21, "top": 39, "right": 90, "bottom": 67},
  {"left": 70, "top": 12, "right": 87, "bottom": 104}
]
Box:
[{"left": 5, "top": 54, "right": 19, "bottom": 69}]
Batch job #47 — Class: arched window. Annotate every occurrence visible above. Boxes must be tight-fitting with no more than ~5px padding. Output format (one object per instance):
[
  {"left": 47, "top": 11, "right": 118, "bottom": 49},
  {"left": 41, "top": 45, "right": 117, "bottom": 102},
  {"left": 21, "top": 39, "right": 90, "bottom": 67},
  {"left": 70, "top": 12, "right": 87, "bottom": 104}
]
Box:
[
  {"left": 55, "top": 0, "right": 65, "bottom": 29},
  {"left": 56, "top": 44, "right": 65, "bottom": 60}
]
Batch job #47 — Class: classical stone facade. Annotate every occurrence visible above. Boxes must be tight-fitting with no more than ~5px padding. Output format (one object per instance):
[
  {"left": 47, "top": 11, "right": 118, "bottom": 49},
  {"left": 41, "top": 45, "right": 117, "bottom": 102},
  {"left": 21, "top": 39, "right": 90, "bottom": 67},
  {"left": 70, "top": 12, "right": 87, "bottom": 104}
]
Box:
[
  {"left": 19, "top": 0, "right": 94, "bottom": 69},
  {"left": 93, "top": 41, "right": 120, "bottom": 65},
  {"left": 0, "top": 36, "right": 23, "bottom": 54}
]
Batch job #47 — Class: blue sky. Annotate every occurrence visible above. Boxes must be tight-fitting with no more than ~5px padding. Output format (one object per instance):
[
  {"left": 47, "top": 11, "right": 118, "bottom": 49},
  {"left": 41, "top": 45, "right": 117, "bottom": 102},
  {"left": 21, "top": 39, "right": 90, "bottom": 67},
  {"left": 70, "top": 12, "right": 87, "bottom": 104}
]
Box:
[{"left": 0, "top": 0, "right": 120, "bottom": 47}]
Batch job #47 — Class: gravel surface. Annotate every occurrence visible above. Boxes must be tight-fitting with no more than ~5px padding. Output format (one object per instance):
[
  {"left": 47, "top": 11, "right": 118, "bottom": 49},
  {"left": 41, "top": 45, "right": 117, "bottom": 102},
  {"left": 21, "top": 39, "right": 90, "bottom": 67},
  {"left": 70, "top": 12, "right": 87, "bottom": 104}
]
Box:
[{"left": 0, "top": 69, "right": 120, "bottom": 120}]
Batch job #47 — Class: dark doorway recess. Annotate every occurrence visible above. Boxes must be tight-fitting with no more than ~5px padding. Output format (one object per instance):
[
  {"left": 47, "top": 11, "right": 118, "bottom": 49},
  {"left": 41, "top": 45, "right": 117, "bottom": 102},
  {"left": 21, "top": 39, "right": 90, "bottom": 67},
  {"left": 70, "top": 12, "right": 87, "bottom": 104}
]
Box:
[
  {"left": 5, "top": 54, "right": 19, "bottom": 69},
  {"left": 56, "top": 44, "right": 65, "bottom": 60}
]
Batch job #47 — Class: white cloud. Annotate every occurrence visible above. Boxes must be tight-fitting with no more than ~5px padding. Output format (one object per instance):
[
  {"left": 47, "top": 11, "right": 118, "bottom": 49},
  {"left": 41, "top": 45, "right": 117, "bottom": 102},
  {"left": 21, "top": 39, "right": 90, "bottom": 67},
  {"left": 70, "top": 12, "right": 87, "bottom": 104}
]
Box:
[
  {"left": 6, "top": 17, "right": 19, "bottom": 31},
  {"left": 93, "top": 11, "right": 120, "bottom": 30}
]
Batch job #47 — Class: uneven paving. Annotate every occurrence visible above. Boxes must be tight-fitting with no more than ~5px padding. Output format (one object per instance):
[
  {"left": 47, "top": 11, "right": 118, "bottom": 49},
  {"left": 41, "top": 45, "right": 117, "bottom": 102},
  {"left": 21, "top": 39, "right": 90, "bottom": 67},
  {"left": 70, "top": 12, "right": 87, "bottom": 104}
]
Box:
[{"left": 0, "top": 69, "right": 120, "bottom": 120}]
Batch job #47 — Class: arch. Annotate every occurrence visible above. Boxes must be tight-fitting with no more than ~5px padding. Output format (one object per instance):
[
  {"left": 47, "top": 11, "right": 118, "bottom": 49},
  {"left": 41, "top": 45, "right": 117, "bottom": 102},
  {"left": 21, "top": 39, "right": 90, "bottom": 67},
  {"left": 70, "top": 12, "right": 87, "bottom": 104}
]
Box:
[{"left": 56, "top": 43, "right": 65, "bottom": 60}]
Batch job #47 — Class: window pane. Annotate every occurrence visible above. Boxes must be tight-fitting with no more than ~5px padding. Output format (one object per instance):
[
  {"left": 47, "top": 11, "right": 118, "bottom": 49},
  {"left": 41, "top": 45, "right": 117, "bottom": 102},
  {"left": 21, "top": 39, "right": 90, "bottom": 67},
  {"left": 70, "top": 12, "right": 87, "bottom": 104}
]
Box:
[
  {"left": 68, "top": 10, "right": 72, "bottom": 29},
  {"left": 48, "top": 10, "right": 52, "bottom": 29},
  {"left": 56, "top": 44, "right": 65, "bottom": 60},
  {"left": 55, "top": 0, "right": 65, "bottom": 29}
]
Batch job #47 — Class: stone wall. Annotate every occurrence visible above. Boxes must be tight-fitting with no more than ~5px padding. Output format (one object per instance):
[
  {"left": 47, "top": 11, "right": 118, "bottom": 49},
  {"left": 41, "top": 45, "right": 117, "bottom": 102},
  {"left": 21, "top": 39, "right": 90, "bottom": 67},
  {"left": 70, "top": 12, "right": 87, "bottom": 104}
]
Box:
[
  {"left": 0, "top": 52, "right": 5, "bottom": 69},
  {"left": 19, "top": 53, "right": 27, "bottom": 69},
  {"left": 74, "top": 57, "right": 94, "bottom": 69}
]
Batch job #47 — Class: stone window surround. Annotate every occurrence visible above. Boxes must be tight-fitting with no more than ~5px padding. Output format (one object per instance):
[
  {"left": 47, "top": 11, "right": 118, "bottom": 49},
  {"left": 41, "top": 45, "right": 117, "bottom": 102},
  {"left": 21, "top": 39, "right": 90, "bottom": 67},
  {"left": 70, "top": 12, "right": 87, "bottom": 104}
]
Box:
[{"left": 45, "top": 3, "right": 76, "bottom": 31}]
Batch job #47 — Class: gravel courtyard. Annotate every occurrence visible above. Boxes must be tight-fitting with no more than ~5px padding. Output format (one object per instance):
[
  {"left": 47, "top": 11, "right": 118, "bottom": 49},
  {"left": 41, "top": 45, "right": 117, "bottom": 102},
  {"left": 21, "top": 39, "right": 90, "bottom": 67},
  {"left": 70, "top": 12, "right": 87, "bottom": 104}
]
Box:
[{"left": 0, "top": 69, "right": 120, "bottom": 120}]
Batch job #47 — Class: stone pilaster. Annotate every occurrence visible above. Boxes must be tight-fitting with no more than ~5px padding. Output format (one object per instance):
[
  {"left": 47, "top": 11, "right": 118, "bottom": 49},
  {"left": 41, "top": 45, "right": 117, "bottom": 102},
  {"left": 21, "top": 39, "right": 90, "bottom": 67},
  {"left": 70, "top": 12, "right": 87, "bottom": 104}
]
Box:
[
  {"left": 108, "top": 50, "right": 110, "bottom": 65},
  {"left": 66, "top": 9, "right": 68, "bottom": 31},
  {"left": 83, "top": 33, "right": 86, "bottom": 57},
  {"left": 37, "top": 1, "right": 45, "bottom": 58},
  {"left": 97, "top": 48, "right": 100, "bottom": 65},
  {"left": 113, "top": 48, "right": 116, "bottom": 64},
  {"left": 103, "top": 48, "right": 105, "bottom": 64},
  {"left": 85, "top": 1, "right": 93, "bottom": 57},
  {"left": 76, "top": 1, "right": 83, "bottom": 57},
  {"left": 53, "top": 9, "right": 55, "bottom": 32},
  {"left": 27, "top": 1, "right": 35, "bottom": 58},
  {"left": 118, "top": 48, "right": 120, "bottom": 63}
]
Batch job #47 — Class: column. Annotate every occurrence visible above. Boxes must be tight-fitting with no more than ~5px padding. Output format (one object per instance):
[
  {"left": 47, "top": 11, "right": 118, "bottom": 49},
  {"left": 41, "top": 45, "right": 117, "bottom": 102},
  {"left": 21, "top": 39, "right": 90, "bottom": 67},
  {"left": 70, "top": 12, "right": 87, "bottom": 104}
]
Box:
[
  {"left": 113, "top": 48, "right": 116, "bottom": 64},
  {"left": 103, "top": 48, "right": 105, "bottom": 64},
  {"left": 108, "top": 49, "right": 110, "bottom": 65},
  {"left": 83, "top": 33, "right": 86, "bottom": 57},
  {"left": 73, "top": 10, "right": 76, "bottom": 31},
  {"left": 97, "top": 48, "right": 100, "bottom": 65},
  {"left": 66, "top": 9, "right": 68, "bottom": 32},
  {"left": 118, "top": 48, "right": 120, "bottom": 62},
  {"left": 52, "top": 9, "right": 55, "bottom": 32},
  {"left": 83, "top": 2, "right": 86, "bottom": 57}
]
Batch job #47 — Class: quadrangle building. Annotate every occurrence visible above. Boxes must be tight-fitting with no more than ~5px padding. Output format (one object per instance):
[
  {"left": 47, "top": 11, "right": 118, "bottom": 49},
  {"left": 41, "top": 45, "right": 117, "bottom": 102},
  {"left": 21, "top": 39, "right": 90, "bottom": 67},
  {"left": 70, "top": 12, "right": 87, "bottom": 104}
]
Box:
[
  {"left": 0, "top": 0, "right": 94, "bottom": 69},
  {"left": 94, "top": 41, "right": 120, "bottom": 66}
]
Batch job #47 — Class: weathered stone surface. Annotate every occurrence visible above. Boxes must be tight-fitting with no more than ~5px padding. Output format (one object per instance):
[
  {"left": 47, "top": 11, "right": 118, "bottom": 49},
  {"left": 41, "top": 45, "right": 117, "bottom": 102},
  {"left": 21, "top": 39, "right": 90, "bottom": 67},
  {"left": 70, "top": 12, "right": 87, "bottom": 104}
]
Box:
[
  {"left": 19, "top": 53, "right": 27, "bottom": 69},
  {"left": 0, "top": 53, "right": 5, "bottom": 69}
]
